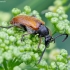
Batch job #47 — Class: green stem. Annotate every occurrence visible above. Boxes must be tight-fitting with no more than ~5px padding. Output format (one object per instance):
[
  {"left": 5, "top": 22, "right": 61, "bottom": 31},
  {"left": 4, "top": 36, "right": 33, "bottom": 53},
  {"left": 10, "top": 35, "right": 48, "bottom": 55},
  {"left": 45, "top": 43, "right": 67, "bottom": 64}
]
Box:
[{"left": 3, "top": 59, "right": 8, "bottom": 70}]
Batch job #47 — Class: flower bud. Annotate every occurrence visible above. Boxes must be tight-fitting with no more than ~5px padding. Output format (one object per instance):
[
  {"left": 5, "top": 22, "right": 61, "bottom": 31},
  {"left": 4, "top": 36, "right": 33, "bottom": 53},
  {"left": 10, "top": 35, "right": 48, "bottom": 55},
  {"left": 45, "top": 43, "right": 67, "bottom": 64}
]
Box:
[
  {"left": 12, "top": 8, "right": 21, "bottom": 16},
  {"left": 24, "top": 6, "right": 31, "bottom": 14}
]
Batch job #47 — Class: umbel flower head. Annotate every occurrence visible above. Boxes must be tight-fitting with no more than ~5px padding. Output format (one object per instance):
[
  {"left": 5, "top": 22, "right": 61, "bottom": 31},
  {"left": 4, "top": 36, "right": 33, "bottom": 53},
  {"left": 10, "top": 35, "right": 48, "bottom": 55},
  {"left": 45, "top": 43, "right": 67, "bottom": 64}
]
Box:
[{"left": 0, "top": 5, "right": 70, "bottom": 70}]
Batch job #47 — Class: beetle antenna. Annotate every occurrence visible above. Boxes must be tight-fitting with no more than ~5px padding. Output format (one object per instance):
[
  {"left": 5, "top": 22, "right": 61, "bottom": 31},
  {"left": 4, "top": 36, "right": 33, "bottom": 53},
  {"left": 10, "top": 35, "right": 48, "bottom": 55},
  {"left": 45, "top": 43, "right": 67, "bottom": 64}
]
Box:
[{"left": 54, "top": 34, "right": 68, "bottom": 42}]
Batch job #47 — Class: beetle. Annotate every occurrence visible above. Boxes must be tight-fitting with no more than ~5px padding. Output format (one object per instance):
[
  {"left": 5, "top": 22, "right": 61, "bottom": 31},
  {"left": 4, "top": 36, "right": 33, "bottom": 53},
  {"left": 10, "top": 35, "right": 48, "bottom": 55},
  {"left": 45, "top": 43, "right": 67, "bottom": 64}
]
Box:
[{"left": 0, "top": 15, "right": 68, "bottom": 63}]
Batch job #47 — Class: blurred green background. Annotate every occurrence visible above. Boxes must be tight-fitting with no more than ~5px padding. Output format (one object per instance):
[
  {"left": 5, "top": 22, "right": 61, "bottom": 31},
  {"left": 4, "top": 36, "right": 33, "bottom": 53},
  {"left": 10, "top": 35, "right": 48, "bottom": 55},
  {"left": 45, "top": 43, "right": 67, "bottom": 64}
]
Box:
[{"left": 0, "top": 0, "right": 70, "bottom": 54}]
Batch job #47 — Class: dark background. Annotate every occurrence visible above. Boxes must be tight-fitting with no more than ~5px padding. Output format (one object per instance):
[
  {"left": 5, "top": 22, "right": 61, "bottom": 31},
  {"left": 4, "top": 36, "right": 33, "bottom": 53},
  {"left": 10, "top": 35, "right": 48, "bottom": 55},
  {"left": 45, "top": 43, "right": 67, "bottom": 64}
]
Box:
[{"left": 0, "top": 0, "right": 70, "bottom": 54}]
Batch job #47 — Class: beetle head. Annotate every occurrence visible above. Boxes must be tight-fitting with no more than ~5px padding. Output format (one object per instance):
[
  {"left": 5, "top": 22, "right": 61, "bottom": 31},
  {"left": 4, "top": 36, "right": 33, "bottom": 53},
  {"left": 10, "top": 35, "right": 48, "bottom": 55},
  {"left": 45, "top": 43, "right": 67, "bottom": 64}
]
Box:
[
  {"left": 45, "top": 35, "right": 54, "bottom": 47},
  {"left": 45, "top": 34, "right": 68, "bottom": 47}
]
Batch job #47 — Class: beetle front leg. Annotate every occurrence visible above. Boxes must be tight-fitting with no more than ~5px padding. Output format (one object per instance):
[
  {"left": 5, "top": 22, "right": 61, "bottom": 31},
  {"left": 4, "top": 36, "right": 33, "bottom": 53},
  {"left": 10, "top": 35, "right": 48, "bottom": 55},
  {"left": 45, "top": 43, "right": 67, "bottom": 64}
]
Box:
[
  {"left": 37, "top": 37, "right": 41, "bottom": 49},
  {"left": 21, "top": 33, "right": 31, "bottom": 42},
  {"left": 38, "top": 46, "right": 46, "bottom": 64}
]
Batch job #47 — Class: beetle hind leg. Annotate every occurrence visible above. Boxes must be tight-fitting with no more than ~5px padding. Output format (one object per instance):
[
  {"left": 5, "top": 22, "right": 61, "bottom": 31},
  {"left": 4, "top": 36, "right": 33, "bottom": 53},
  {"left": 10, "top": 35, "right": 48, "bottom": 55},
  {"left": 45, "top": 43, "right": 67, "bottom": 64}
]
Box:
[{"left": 0, "top": 25, "right": 14, "bottom": 29}]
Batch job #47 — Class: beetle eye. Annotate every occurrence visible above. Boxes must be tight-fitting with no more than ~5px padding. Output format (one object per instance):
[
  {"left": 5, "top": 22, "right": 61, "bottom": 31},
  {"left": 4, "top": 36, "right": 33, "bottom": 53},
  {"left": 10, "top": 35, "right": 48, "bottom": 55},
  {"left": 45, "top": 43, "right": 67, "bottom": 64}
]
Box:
[
  {"left": 45, "top": 35, "right": 51, "bottom": 41},
  {"left": 45, "top": 36, "right": 52, "bottom": 46}
]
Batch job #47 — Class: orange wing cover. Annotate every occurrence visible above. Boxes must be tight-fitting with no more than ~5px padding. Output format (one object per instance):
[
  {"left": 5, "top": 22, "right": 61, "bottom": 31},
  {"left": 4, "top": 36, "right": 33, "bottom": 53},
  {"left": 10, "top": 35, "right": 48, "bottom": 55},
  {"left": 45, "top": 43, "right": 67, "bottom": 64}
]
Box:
[{"left": 11, "top": 15, "right": 45, "bottom": 30}]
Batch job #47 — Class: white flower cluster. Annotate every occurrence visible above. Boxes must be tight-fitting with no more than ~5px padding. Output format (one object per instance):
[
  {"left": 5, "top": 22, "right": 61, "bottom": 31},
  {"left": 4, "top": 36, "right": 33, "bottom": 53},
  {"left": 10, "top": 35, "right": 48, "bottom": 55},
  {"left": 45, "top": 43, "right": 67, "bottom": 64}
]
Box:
[{"left": 45, "top": 7, "right": 70, "bottom": 34}]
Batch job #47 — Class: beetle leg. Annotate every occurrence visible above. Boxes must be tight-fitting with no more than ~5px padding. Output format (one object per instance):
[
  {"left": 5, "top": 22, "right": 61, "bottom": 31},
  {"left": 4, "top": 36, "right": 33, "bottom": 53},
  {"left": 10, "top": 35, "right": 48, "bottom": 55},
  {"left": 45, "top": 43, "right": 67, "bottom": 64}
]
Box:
[
  {"left": 38, "top": 37, "right": 41, "bottom": 49},
  {"left": 21, "top": 33, "right": 31, "bottom": 42},
  {"left": 0, "top": 25, "right": 14, "bottom": 29},
  {"left": 21, "top": 34, "right": 29, "bottom": 41},
  {"left": 38, "top": 46, "right": 46, "bottom": 64}
]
